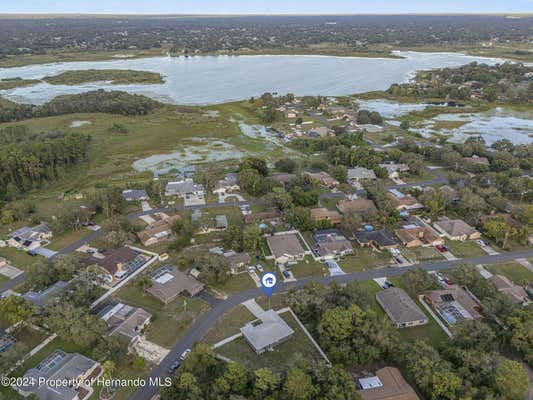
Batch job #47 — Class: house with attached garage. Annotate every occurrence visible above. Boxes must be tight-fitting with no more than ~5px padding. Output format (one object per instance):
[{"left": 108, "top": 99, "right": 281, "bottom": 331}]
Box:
[
  {"left": 266, "top": 232, "right": 308, "bottom": 266},
  {"left": 17, "top": 350, "right": 102, "bottom": 400},
  {"left": 354, "top": 229, "right": 399, "bottom": 250},
  {"left": 346, "top": 167, "right": 376, "bottom": 188},
  {"left": 394, "top": 226, "right": 444, "bottom": 248},
  {"left": 97, "top": 301, "right": 152, "bottom": 342},
  {"left": 376, "top": 287, "right": 428, "bottom": 328},
  {"left": 165, "top": 178, "right": 205, "bottom": 198},
  {"left": 240, "top": 310, "right": 295, "bottom": 355},
  {"left": 433, "top": 217, "right": 481, "bottom": 241},
  {"left": 213, "top": 173, "right": 240, "bottom": 195},
  {"left": 147, "top": 265, "right": 204, "bottom": 303},
  {"left": 7, "top": 223, "right": 53, "bottom": 251},
  {"left": 312, "top": 229, "right": 353, "bottom": 261},
  {"left": 387, "top": 190, "right": 424, "bottom": 211},
  {"left": 122, "top": 189, "right": 149, "bottom": 202},
  {"left": 310, "top": 208, "right": 342, "bottom": 225},
  {"left": 137, "top": 214, "right": 181, "bottom": 247}
]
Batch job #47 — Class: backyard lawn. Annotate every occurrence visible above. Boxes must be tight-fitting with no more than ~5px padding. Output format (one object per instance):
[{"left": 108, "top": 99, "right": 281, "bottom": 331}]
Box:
[
  {"left": 487, "top": 262, "right": 533, "bottom": 284},
  {"left": 215, "top": 311, "right": 326, "bottom": 373},
  {"left": 116, "top": 283, "right": 210, "bottom": 348},
  {"left": 445, "top": 240, "right": 485, "bottom": 258}
]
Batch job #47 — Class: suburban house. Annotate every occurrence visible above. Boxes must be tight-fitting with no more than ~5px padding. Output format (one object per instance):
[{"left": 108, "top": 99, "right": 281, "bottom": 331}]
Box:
[
  {"left": 336, "top": 198, "right": 377, "bottom": 216},
  {"left": 23, "top": 280, "right": 69, "bottom": 308},
  {"left": 97, "top": 301, "right": 152, "bottom": 341},
  {"left": 489, "top": 275, "right": 530, "bottom": 305},
  {"left": 122, "top": 189, "right": 149, "bottom": 202},
  {"left": 310, "top": 208, "right": 342, "bottom": 225},
  {"left": 356, "top": 367, "right": 420, "bottom": 400},
  {"left": 312, "top": 229, "right": 353, "bottom": 261},
  {"left": 394, "top": 226, "right": 444, "bottom": 248},
  {"left": 379, "top": 163, "right": 410, "bottom": 178},
  {"left": 353, "top": 229, "right": 399, "bottom": 250},
  {"left": 424, "top": 285, "right": 484, "bottom": 325},
  {"left": 224, "top": 251, "right": 252, "bottom": 274},
  {"left": 240, "top": 310, "right": 294, "bottom": 355},
  {"left": 305, "top": 171, "right": 339, "bottom": 188},
  {"left": 244, "top": 208, "right": 283, "bottom": 224},
  {"left": 0, "top": 329, "right": 16, "bottom": 353},
  {"left": 165, "top": 178, "right": 205, "bottom": 198},
  {"left": 433, "top": 217, "right": 481, "bottom": 241},
  {"left": 266, "top": 233, "right": 307, "bottom": 265},
  {"left": 387, "top": 190, "right": 424, "bottom": 211},
  {"left": 83, "top": 246, "right": 149, "bottom": 282},
  {"left": 7, "top": 223, "right": 53, "bottom": 251},
  {"left": 213, "top": 173, "right": 240, "bottom": 195},
  {"left": 17, "top": 350, "right": 102, "bottom": 400},
  {"left": 147, "top": 265, "right": 204, "bottom": 303},
  {"left": 347, "top": 167, "right": 376, "bottom": 188},
  {"left": 376, "top": 288, "right": 428, "bottom": 328},
  {"left": 137, "top": 214, "right": 181, "bottom": 246}
]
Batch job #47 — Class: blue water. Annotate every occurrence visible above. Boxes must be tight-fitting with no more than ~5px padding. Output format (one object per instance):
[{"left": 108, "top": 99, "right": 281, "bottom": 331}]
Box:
[{"left": 0, "top": 51, "right": 502, "bottom": 105}]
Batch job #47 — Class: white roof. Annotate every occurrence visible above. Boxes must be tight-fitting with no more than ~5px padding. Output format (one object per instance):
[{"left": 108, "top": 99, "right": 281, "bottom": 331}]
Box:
[{"left": 359, "top": 376, "right": 383, "bottom": 390}]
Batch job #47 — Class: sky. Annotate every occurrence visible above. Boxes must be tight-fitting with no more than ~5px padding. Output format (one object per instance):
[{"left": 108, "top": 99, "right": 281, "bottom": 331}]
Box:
[{"left": 1, "top": 0, "right": 533, "bottom": 14}]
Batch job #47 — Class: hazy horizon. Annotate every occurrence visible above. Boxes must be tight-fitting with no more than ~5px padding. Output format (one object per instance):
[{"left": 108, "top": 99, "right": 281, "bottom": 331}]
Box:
[{"left": 1, "top": 0, "right": 532, "bottom": 15}]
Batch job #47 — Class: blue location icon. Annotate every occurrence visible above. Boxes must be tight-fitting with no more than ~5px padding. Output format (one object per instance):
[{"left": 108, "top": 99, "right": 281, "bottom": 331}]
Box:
[{"left": 261, "top": 272, "right": 277, "bottom": 298}]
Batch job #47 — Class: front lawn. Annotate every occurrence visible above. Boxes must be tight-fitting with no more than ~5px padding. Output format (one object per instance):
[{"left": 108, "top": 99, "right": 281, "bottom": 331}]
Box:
[
  {"left": 402, "top": 246, "right": 444, "bottom": 263},
  {"left": 487, "top": 262, "right": 533, "bottom": 284},
  {"left": 0, "top": 247, "right": 37, "bottom": 270},
  {"left": 339, "top": 247, "right": 391, "bottom": 273},
  {"left": 445, "top": 240, "right": 485, "bottom": 258},
  {"left": 212, "top": 272, "right": 257, "bottom": 296},
  {"left": 290, "top": 257, "right": 327, "bottom": 279}
]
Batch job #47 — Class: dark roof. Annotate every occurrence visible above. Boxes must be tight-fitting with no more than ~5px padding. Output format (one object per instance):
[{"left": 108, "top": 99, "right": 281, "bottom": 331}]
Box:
[
  {"left": 84, "top": 247, "right": 139, "bottom": 275},
  {"left": 354, "top": 229, "right": 399, "bottom": 247}
]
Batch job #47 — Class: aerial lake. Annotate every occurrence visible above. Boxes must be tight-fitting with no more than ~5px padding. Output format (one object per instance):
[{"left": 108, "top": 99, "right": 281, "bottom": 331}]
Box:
[{"left": 0, "top": 51, "right": 503, "bottom": 105}]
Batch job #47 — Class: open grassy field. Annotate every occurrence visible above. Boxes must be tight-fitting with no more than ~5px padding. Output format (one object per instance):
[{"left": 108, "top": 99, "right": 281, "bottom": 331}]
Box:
[
  {"left": 0, "top": 99, "right": 295, "bottom": 215},
  {"left": 43, "top": 69, "right": 164, "bottom": 85},
  {"left": 0, "top": 77, "right": 40, "bottom": 90}
]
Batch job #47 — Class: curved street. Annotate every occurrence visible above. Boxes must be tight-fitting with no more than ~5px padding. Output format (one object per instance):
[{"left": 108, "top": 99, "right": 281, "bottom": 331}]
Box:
[{"left": 130, "top": 247, "right": 533, "bottom": 400}]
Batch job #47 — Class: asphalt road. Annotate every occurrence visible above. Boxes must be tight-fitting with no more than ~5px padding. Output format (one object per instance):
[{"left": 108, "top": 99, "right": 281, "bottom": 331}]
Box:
[{"left": 129, "top": 247, "right": 533, "bottom": 400}]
